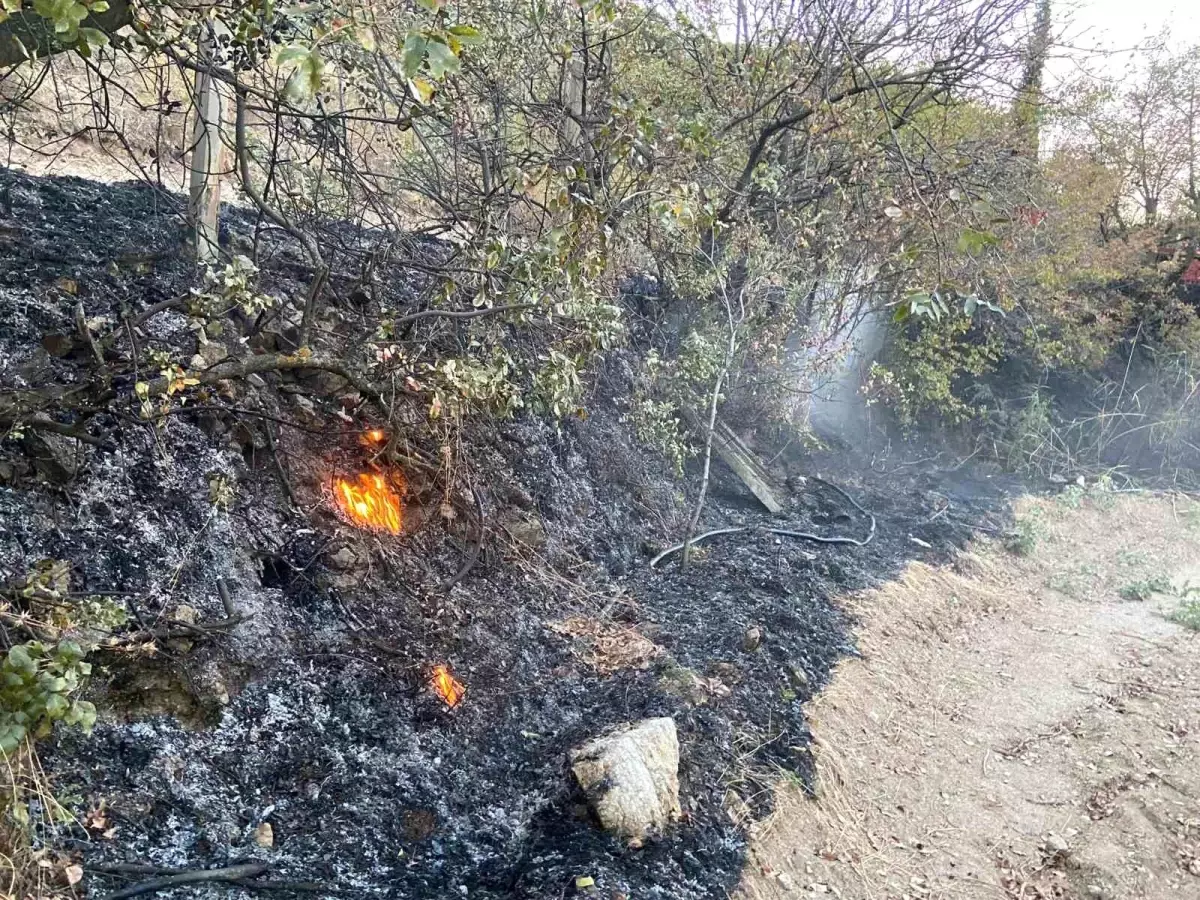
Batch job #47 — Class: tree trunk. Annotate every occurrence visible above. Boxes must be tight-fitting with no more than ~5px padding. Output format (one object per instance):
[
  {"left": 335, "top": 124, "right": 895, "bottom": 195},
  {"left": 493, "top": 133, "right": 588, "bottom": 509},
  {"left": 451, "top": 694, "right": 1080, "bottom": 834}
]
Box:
[
  {"left": 188, "top": 35, "right": 225, "bottom": 265},
  {"left": 680, "top": 369, "right": 724, "bottom": 572}
]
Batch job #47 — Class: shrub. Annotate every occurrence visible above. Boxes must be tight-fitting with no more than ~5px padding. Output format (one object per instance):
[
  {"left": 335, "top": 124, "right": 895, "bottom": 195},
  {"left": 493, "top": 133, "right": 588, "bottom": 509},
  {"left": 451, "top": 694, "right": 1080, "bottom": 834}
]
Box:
[
  {"left": 1118, "top": 576, "right": 1173, "bottom": 601},
  {"left": 1004, "top": 515, "right": 1043, "bottom": 556}
]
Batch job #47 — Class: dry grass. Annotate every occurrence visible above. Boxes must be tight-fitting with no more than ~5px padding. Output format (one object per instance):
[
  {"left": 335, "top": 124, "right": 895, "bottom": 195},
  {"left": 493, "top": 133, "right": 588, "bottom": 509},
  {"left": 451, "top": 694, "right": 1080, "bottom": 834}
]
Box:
[
  {"left": 741, "top": 492, "right": 1200, "bottom": 900},
  {"left": 549, "top": 615, "right": 662, "bottom": 674},
  {"left": 0, "top": 741, "right": 77, "bottom": 900}
]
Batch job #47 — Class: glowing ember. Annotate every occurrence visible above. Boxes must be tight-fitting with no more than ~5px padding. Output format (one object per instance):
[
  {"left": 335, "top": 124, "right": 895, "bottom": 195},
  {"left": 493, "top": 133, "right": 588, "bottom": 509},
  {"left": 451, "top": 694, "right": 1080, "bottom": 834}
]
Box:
[
  {"left": 333, "top": 472, "right": 404, "bottom": 534},
  {"left": 430, "top": 664, "right": 466, "bottom": 708},
  {"left": 363, "top": 429, "right": 386, "bottom": 445}
]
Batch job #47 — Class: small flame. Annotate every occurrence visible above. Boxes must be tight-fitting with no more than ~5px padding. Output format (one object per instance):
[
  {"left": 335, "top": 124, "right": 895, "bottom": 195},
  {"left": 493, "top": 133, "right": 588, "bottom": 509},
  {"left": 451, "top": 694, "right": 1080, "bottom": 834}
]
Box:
[
  {"left": 363, "top": 429, "right": 386, "bottom": 446},
  {"left": 333, "top": 472, "right": 404, "bottom": 534},
  {"left": 430, "top": 664, "right": 466, "bottom": 708}
]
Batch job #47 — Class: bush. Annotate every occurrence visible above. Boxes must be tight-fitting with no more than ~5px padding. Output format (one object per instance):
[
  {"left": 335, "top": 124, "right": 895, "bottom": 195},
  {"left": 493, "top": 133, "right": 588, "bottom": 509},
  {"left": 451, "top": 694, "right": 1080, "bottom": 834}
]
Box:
[
  {"left": 0, "top": 641, "right": 96, "bottom": 756},
  {"left": 1004, "top": 515, "right": 1043, "bottom": 556}
]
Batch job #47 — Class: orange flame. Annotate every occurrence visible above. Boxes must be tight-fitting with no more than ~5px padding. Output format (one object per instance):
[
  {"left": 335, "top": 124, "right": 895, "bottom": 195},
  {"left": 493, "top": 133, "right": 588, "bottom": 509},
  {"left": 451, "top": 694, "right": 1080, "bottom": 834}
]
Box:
[
  {"left": 430, "top": 664, "right": 466, "bottom": 708},
  {"left": 362, "top": 429, "right": 386, "bottom": 446},
  {"left": 333, "top": 472, "right": 404, "bottom": 534}
]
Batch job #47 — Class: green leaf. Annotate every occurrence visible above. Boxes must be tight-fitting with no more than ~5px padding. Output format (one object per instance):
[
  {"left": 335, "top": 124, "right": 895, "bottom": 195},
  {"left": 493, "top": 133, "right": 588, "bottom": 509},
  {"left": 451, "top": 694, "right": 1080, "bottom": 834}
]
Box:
[
  {"left": 275, "top": 45, "right": 311, "bottom": 68},
  {"left": 71, "top": 700, "right": 96, "bottom": 731},
  {"left": 402, "top": 32, "right": 427, "bottom": 78},
  {"left": 6, "top": 645, "right": 35, "bottom": 675},
  {"left": 79, "top": 26, "right": 106, "bottom": 46},
  {"left": 447, "top": 24, "right": 483, "bottom": 44},
  {"left": 956, "top": 227, "right": 998, "bottom": 256},
  {"left": 408, "top": 77, "right": 435, "bottom": 104},
  {"left": 425, "top": 37, "right": 460, "bottom": 79},
  {"left": 45, "top": 693, "right": 69, "bottom": 719},
  {"left": 90, "top": 0, "right": 108, "bottom": 10}
]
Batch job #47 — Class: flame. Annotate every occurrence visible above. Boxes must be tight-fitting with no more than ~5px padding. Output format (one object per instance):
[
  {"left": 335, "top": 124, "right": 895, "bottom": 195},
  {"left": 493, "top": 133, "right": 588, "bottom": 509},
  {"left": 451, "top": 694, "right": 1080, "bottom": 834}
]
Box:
[
  {"left": 430, "top": 664, "right": 466, "bottom": 708},
  {"left": 363, "top": 429, "right": 386, "bottom": 446},
  {"left": 333, "top": 472, "right": 404, "bottom": 534}
]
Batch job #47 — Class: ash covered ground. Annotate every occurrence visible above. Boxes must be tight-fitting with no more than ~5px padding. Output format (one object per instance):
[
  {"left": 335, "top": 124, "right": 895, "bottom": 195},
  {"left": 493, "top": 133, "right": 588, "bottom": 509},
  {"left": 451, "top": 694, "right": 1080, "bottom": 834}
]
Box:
[{"left": 1, "top": 171, "right": 1020, "bottom": 899}]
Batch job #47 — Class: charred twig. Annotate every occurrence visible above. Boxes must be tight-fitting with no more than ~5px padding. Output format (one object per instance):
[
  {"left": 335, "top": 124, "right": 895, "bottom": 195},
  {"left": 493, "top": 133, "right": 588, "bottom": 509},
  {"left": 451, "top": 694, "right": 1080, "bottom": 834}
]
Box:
[
  {"left": 111, "top": 580, "right": 245, "bottom": 646},
  {"left": 263, "top": 420, "right": 298, "bottom": 507},
  {"left": 234, "top": 89, "right": 328, "bottom": 347},
  {"left": 75, "top": 302, "right": 105, "bottom": 366},
  {"left": 216, "top": 577, "right": 239, "bottom": 618},
  {"left": 443, "top": 482, "right": 486, "bottom": 591},
  {"left": 144, "top": 352, "right": 412, "bottom": 414},
  {"left": 97, "top": 862, "right": 268, "bottom": 900},
  {"left": 26, "top": 414, "right": 115, "bottom": 451},
  {"left": 91, "top": 863, "right": 343, "bottom": 895},
  {"left": 125, "top": 295, "right": 186, "bottom": 332}
]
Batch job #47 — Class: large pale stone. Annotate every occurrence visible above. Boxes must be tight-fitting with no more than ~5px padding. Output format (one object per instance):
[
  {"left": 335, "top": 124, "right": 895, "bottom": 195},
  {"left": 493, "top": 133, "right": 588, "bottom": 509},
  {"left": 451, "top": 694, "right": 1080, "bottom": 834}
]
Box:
[{"left": 569, "top": 717, "right": 681, "bottom": 844}]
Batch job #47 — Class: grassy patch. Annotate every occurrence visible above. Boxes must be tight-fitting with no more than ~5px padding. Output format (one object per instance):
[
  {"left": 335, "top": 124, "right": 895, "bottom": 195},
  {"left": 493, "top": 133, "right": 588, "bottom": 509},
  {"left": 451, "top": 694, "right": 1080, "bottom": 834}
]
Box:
[
  {"left": 1169, "top": 599, "right": 1200, "bottom": 630},
  {"left": 1119, "top": 576, "right": 1173, "bottom": 602},
  {"left": 1115, "top": 548, "right": 1149, "bottom": 568}
]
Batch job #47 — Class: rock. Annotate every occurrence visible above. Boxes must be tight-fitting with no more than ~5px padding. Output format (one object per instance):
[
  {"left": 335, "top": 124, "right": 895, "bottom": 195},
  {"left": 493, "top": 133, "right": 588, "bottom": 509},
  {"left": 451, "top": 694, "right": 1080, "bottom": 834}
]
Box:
[
  {"left": 197, "top": 339, "right": 228, "bottom": 366},
  {"left": 173, "top": 604, "right": 198, "bottom": 625},
  {"left": 787, "top": 664, "right": 810, "bottom": 692},
  {"left": 657, "top": 663, "right": 707, "bottom": 706},
  {"left": 25, "top": 428, "right": 89, "bottom": 482},
  {"left": 41, "top": 332, "right": 74, "bottom": 357},
  {"left": 327, "top": 547, "right": 358, "bottom": 571},
  {"left": 502, "top": 510, "right": 546, "bottom": 550},
  {"left": 254, "top": 821, "right": 274, "bottom": 848},
  {"left": 742, "top": 625, "right": 763, "bottom": 652},
  {"left": 569, "top": 717, "right": 681, "bottom": 844}
]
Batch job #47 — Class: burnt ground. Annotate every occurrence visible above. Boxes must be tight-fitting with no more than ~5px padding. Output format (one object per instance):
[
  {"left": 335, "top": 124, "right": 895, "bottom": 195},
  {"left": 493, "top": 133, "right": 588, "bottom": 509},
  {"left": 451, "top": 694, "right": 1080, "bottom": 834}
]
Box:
[{"left": 1, "top": 170, "right": 1020, "bottom": 899}]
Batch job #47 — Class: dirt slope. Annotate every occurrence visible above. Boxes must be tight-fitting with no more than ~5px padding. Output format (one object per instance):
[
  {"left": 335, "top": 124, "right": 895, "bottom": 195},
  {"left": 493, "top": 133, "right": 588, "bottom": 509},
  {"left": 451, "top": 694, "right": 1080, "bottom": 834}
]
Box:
[{"left": 741, "top": 490, "right": 1200, "bottom": 900}]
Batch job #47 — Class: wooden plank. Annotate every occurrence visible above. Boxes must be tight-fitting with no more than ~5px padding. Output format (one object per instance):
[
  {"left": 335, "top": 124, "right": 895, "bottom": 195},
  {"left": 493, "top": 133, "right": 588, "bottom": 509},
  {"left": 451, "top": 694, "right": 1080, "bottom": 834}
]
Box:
[{"left": 682, "top": 408, "right": 785, "bottom": 514}]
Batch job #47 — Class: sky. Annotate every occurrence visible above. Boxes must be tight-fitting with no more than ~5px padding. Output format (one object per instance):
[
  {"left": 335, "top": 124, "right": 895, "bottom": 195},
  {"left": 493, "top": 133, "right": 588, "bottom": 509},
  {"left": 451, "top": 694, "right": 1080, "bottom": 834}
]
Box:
[{"left": 1050, "top": 0, "right": 1200, "bottom": 83}]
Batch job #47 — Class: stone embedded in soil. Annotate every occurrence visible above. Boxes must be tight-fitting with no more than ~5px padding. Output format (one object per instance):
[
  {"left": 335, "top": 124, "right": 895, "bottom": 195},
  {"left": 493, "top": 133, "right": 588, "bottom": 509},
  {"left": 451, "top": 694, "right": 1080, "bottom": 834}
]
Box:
[
  {"left": 742, "top": 625, "right": 763, "bottom": 652},
  {"left": 569, "top": 717, "right": 681, "bottom": 844}
]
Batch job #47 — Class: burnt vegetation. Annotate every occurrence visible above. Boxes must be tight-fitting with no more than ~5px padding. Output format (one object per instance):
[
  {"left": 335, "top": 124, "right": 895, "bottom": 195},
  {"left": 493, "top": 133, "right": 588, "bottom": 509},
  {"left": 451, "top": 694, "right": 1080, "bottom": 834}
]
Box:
[{"left": 1, "top": 0, "right": 1199, "bottom": 897}]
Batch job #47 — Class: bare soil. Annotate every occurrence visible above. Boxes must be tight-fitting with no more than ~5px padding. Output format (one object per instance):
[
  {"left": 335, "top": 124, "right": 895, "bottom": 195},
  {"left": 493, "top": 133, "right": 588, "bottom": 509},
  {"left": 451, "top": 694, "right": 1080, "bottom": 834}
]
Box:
[{"left": 741, "top": 491, "right": 1200, "bottom": 900}]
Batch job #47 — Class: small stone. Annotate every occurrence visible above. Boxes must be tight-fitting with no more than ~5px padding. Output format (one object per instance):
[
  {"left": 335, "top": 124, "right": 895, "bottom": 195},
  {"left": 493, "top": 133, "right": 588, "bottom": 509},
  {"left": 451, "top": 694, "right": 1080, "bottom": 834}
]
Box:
[
  {"left": 1045, "top": 832, "right": 1068, "bottom": 853},
  {"left": 503, "top": 511, "right": 546, "bottom": 549},
  {"left": 328, "top": 547, "right": 358, "bottom": 570},
  {"left": 189, "top": 354, "right": 207, "bottom": 370},
  {"left": 254, "top": 822, "right": 274, "bottom": 848},
  {"left": 41, "top": 332, "right": 74, "bottom": 357},
  {"left": 787, "top": 665, "right": 811, "bottom": 691},
  {"left": 742, "top": 625, "right": 763, "bottom": 652},
  {"left": 172, "top": 605, "right": 198, "bottom": 625},
  {"left": 246, "top": 373, "right": 267, "bottom": 389},
  {"left": 198, "top": 340, "right": 228, "bottom": 366}
]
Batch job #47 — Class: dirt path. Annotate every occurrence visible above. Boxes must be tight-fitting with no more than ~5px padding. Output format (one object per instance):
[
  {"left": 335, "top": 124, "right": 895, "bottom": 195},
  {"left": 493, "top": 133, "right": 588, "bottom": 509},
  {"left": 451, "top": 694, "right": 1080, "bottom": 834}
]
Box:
[{"left": 740, "top": 491, "right": 1200, "bottom": 900}]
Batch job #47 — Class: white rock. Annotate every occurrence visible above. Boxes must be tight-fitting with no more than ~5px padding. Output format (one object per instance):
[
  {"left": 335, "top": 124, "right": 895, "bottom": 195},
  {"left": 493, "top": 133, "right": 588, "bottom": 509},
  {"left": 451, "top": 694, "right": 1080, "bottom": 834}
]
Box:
[{"left": 569, "top": 717, "right": 681, "bottom": 843}]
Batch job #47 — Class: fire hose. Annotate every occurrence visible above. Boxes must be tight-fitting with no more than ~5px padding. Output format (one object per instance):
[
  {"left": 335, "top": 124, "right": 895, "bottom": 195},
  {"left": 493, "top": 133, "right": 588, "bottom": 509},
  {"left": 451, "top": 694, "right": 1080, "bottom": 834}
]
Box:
[{"left": 649, "top": 477, "right": 876, "bottom": 569}]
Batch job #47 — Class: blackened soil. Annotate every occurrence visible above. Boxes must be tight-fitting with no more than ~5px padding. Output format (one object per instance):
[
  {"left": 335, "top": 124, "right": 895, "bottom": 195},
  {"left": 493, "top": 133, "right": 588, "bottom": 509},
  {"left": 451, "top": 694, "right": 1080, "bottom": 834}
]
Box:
[{"left": 0, "top": 171, "right": 1019, "bottom": 899}]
